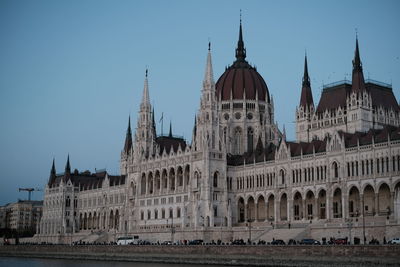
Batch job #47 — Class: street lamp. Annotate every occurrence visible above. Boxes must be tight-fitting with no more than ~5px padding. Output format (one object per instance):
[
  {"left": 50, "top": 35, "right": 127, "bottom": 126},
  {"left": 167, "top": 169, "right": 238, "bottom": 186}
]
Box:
[{"left": 362, "top": 198, "right": 366, "bottom": 244}]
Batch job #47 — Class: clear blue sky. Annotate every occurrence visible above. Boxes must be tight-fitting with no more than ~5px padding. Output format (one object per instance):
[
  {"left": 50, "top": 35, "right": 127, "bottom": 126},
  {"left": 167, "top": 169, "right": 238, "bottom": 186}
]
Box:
[{"left": 0, "top": 0, "right": 399, "bottom": 205}]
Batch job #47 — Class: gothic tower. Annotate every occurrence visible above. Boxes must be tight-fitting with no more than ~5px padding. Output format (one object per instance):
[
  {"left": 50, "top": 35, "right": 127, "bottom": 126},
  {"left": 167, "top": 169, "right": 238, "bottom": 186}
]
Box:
[
  {"left": 134, "top": 70, "right": 156, "bottom": 160},
  {"left": 296, "top": 55, "right": 314, "bottom": 142}
]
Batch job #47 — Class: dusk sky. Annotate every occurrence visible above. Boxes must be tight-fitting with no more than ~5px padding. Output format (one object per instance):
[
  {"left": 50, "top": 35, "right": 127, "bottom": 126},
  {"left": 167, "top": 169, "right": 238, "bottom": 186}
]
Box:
[{"left": 0, "top": 0, "right": 399, "bottom": 205}]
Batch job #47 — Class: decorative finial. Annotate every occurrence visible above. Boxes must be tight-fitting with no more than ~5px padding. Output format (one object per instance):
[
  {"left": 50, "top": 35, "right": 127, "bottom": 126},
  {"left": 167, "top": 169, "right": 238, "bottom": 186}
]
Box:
[
  {"left": 240, "top": 9, "right": 242, "bottom": 24},
  {"left": 208, "top": 41, "right": 211, "bottom": 51},
  {"left": 145, "top": 67, "right": 148, "bottom": 78}
]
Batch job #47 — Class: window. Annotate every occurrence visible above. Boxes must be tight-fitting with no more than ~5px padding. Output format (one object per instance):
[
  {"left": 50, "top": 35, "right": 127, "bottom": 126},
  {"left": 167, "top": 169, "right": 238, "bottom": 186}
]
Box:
[
  {"left": 234, "top": 127, "right": 242, "bottom": 155},
  {"left": 169, "top": 209, "right": 173, "bottom": 218},
  {"left": 280, "top": 169, "right": 285, "bottom": 184},
  {"left": 213, "top": 172, "right": 218, "bottom": 187},
  {"left": 247, "top": 127, "right": 254, "bottom": 152},
  {"left": 333, "top": 162, "right": 339, "bottom": 178}
]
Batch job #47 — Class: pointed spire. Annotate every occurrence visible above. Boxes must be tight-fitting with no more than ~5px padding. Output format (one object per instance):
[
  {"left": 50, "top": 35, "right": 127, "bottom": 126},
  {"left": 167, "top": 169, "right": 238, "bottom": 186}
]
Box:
[
  {"left": 351, "top": 36, "right": 366, "bottom": 93},
  {"left": 169, "top": 121, "right": 172, "bottom": 137},
  {"left": 235, "top": 13, "right": 247, "bottom": 63},
  {"left": 141, "top": 68, "right": 150, "bottom": 107},
  {"left": 152, "top": 107, "right": 156, "bottom": 134},
  {"left": 353, "top": 36, "right": 362, "bottom": 71},
  {"left": 282, "top": 124, "right": 286, "bottom": 141},
  {"left": 65, "top": 154, "right": 71, "bottom": 175},
  {"left": 203, "top": 42, "right": 214, "bottom": 85},
  {"left": 51, "top": 158, "right": 56, "bottom": 176},
  {"left": 48, "top": 158, "right": 56, "bottom": 186},
  {"left": 299, "top": 54, "right": 314, "bottom": 109},
  {"left": 302, "top": 53, "right": 310, "bottom": 87},
  {"left": 193, "top": 115, "right": 197, "bottom": 136},
  {"left": 124, "top": 115, "right": 133, "bottom": 154}
]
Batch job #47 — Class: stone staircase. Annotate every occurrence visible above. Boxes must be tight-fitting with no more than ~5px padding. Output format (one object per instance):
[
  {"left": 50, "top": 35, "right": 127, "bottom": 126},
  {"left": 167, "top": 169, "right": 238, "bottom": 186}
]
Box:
[
  {"left": 253, "top": 227, "right": 309, "bottom": 243},
  {"left": 79, "top": 231, "right": 111, "bottom": 243}
]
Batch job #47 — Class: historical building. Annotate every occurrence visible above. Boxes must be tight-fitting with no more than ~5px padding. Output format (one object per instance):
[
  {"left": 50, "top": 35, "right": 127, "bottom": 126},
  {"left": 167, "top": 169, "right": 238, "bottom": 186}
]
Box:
[
  {"left": 0, "top": 200, "right": 43, "bottom": 234},
  {"left": 38, "top": 22, "right": 400, "bottom": 244}
]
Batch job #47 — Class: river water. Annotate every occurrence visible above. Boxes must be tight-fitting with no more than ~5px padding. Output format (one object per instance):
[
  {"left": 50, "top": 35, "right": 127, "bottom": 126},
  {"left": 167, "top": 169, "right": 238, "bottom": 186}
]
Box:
[{"left": 0, "top": 257, "right": 228, "bottom": 267}]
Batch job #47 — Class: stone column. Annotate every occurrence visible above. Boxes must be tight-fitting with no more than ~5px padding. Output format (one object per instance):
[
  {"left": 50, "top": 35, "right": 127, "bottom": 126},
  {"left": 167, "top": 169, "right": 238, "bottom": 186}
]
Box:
[
  {"left": 374, "top": 193, "right": 379, "bottom": 216},
  {"left": 288, "top": 199, "right": 293, "bottom": 222},
  {"left": 360, "top": 194, "right": 364, "bottom": 217},
  {"left": 342, "top": 193, "right": 348, "bottom": 220},
  {"left": 313, "top": 197, "right": 318, "bottom": 220},
  {"left": 167, "top": 175, "right": 170, "bottom": 193},
  {"left": 244, "top": 203, "right": 248, "bottom": 222},
  {"left": 326, "top": 192, "right": 332, "bottom": 220},
  {"left": 390, "top": 191, "right": 395, "bottom": 217},
  {"left": 255, "top": 200, "right": 259, "bottom": 221},
  {"left": 275, "top": 200, "right": 280, "bottom": 223},
  {"left": 302, "top": 198, "right": 306, "bottom": 221}
]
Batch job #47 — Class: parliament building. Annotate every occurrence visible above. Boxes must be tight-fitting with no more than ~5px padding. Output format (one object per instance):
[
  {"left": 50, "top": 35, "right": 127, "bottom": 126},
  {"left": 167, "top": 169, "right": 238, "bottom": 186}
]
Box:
[{"left": 38, "top": 22, "right": 400, "bottom": 244}]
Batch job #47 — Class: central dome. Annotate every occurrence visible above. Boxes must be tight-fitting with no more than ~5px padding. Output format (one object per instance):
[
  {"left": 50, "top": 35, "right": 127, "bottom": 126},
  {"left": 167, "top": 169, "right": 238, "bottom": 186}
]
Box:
[{"left": 216, "top": 22, "right": 270, "bottom": 102}]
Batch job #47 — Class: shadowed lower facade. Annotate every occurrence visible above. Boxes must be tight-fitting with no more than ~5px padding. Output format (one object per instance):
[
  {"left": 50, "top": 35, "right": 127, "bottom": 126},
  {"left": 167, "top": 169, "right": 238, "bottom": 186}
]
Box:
[{"left": 38, "top": 22, "right": 400, "bottom": 244}]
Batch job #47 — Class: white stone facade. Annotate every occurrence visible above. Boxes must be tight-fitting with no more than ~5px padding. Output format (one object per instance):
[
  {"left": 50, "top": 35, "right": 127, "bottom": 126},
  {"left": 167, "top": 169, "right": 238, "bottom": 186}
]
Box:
[{"left": 38, "top": 26, "right": 400, "bottom": 245}]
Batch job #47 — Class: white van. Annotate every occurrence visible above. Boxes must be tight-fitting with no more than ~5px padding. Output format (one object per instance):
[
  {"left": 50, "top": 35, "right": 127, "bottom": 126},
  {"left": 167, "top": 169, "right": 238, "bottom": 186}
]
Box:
[{"left": 117, "top": 237, "right": 134, "bottom": 245}]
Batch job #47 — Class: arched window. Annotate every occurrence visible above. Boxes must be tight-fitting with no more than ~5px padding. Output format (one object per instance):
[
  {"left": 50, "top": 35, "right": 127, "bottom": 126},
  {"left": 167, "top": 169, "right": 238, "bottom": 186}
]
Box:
[
  {"left": 332, "top": 162, "right": 339, "bottom": 178},
  {"left": 247, "top": 127, "right": 254, "bottom": 152},
  {"left": 161, "top": 209, "right": 165, "bottom": 219},
  {"left": 177, "top": 207, "right": 181, "bottom": 218},
  {"left": 65, "top": 196, "right": 70, "bottom": 207},
  {"left": 213, "top": 172, "right": 218, "bottom": 187},
  {"left": 195, "top": 171, "right": 200, "bottom": 188},
  {"left": 234, "top": 127, "right": 242, "bottom": 155},
  {"left": 280, "top": 169, "right": 285, "bottom": 184},
  {"left": 141, "top": 173, "right": 146, "bottom": 195}
]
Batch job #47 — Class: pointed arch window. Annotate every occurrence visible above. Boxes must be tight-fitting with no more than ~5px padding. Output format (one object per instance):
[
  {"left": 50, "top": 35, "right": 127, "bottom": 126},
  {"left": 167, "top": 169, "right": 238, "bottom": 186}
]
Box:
[
  {"left": 247, "top": 127, "right": 254, "bottom": 152},
  {"left": 280, "top": 169, "right": 285, "bottom": 184},
  {"left": 234, "top": 127, "right": 242, "bottom": 155},
  {"left": 332, "top": 162, "right": 339, "bottom": 178},
  {"left": 213, "top": 172, "right": 218, "bottom": 187}
]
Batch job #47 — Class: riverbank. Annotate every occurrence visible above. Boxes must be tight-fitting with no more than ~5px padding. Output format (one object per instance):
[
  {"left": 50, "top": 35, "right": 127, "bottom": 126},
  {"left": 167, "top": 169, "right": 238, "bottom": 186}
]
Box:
[{"left": 1, "top": 244, "right": 399, "bottom": 266}]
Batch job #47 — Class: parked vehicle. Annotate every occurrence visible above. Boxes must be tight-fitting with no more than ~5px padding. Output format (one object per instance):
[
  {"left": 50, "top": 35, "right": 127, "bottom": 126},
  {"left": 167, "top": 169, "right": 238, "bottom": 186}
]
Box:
[
  {"left": 138, "top": 240, "right": 151, "bottom": 245},
  {"left": 388, "top": 238, "right": 400, "bottom": 244},
  {"left": 288, "top": 239, "right": 297, "bottom": 245},
  {"left": 271, "top": 239, "right": 285, "bottom": 245},
  {"left": 369, "top": 238, "right": 379, "bottom": 245},
  {"left": 161, "top": 240, "right": 172, "bottom": 245},
  {"left": 299, "top": 239, "right": 321, "bottom": 245},
  {"left": 333, "top": 238, "right": 347, "bottom": 245},
  {"left": 117, "top": 237, "right": 134, "bottom": 245},
  {"left": 231, "top": 239, "right": 245, "bottom": 245},
  {"left": 188, "top": 239, "right": 204, "bottom": 245}
]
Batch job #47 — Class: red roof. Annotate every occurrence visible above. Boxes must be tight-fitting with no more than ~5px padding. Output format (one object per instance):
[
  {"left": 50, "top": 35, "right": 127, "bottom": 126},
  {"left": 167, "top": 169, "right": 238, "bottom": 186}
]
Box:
[
  {"left": 316, "top": 83, "right": 351, "bottom": 113},
  {"left": 216, "top": 64, "right": 269, "bottom": 102}
]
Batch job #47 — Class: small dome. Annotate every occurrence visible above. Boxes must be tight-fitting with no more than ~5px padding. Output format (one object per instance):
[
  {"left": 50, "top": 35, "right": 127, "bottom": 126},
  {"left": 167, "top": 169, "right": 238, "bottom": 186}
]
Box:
[{"left": 215, "top": 22, "right": 270, "bottom": 102}]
